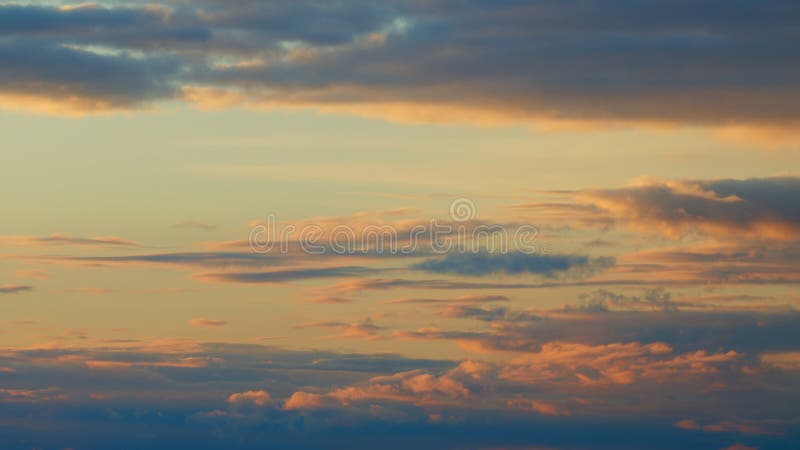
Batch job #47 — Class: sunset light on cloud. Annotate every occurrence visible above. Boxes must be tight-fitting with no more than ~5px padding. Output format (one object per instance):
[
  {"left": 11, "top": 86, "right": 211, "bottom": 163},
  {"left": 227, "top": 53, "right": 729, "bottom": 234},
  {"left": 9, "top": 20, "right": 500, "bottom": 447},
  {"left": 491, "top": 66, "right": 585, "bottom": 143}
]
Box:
[{"left": 1, "top": 1, "right": 799, "bottom": 449}]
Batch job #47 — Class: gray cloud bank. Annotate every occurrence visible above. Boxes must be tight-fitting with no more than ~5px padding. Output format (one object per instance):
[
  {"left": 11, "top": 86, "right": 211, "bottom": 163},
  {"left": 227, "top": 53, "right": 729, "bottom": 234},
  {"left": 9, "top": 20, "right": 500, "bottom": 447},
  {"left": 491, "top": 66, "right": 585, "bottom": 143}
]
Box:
[{"left": 0, "top": 1, "right": 799, "bottom": 127}]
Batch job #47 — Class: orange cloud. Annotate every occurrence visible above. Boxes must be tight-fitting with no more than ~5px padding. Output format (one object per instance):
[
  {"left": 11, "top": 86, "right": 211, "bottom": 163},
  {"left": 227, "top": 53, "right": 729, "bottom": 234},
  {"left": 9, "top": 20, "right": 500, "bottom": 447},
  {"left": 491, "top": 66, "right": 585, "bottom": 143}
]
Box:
[
  {"left": 227, "top": 390, "right": 271, "bottom": 407},
  {"left": 189, "top": 318, "right": 228, "bottom": 327},
  {"left": 13, "top": 269, "right": 48, "bottom": 280},
  {"left": 283, "top": 391, "right": 325, "bottom": 410}
]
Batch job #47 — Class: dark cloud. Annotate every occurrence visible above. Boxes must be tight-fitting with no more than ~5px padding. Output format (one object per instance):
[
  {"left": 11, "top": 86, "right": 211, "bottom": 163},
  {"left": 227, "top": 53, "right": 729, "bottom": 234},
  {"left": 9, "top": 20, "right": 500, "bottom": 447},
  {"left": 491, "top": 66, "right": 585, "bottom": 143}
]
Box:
[
  {"left": 385, "top": 294, "right": 509, "bottom": 305},
  {"left": 0, "top": 1, "right": 798, "bottom": 127},
  {"left": 568, "top": 288, "right": 679, "bottom": 312},
  {"left": 196, "top": 266, "right": 379, "bottom": 284},
  {"left": 400, "top": 307, "right": 800, "bottom": 355},
  {"left": 0, "top": 4, "right": 167, "bottom": 34},
  {"left": 0, "top": 38, "right": 180, "bottom": 108},
  {"left": 324, "top": 276, "right": 784, "bottom": 296},
  {"left": 0, "top": 284, "right": 32, "bottom": 294},
  {"left": 582, "top": 177, "right": 800, "bottom": 239},
  {"left": 0, "top": 341, "right": 798, "bottom": 449},
  {"left": 0, "top": 328, "right": 798, "bottom": 450},
  {"left": 413, "top": 252, "right": 615, "bottom": 277},
  {"left": 440, "top": 305, "right": 542, "bottom": 322}
]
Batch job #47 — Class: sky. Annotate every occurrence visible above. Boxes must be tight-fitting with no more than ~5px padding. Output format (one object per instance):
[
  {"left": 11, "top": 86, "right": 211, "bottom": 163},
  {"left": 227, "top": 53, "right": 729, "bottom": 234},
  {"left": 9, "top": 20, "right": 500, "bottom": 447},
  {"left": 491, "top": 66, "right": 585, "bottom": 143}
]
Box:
[{"left": 1, "top": 1, "right": 799, "bottom": 449}]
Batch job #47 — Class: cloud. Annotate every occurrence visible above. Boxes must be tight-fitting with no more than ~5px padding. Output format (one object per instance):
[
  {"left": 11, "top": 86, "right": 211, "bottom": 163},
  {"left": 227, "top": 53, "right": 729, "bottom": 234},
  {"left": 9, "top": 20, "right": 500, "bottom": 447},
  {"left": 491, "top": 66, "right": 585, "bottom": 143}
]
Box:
[
  {"left": 675, "top": 419, "right": 776, "bottom": 435},
  {"left": 0, "top": 1, "right": 798, "bottom": 134},
  {"left": 228, "top": 390, "right": 271, "bottom": 407},
  {"left": 321, "top": 277, "right": 706, "bottom": 296},
  {"left": 295, "top": 318, "right": 385, "bottom": 340},
  {"left": 0, "top": 37, "right": 179, "bottom": 113},
  {"left": 12, "top": 269, "right": 48, "bottom": 280},
  {"left": 195, "top": 266, "right": 379, "bottom": 284},
  {"left": 34, "top": 251, "right": 285, "bottom": 268},
  {"left": 440, "top": 305, "right": 541, "bottom": 323},
  {"left": 0, "top": 387, "right": 64, "bottom": 403},
  {"left": 189, "top": 318, "right": 228, "bottom": 327},
  {"left": 285, "top": 367, "right": 472, "bottom": 411},
  {"left": 306, "top": 296, "right": 355, "bottom": 304},
  {"left": 283, "top": 391, "right": 325, "bottom": 410},
  {"left": 413, "top": 252, "right": 615, "bottom": 278},
  {"left": 617, "top": 240, "right": 800, "bottom": 287},
  {"left": 567, "top": 288, "right": 678, "bottom": 313},
  {"left": 507, "top": 399, "right": 569, "bottom": 417},
  {"left": 0, "top": 284, "right": 33, "bottom": 294},
  {"left": 385, "top": 294, "right": 509, "bottom": 305},
  {"left": 0, "top": 340, "right": 796, "bottom": 448},
  {"left": 0, "top": 233, "right": 139, "bottom": 247},
  {"left": 396, "top": 307, "right": 800, "bottom": 355},
  {"left": 500, "top": 342, "right": 738, "bottom": 387},
  {"left": 761, "top": 352, "right": 800, "bottom": 371},
  {"left": 59, "top": 288, "right": 117, "bottom": 295},
  {"left": 580, "top": 177, "right": 800, "bottom": 240}
]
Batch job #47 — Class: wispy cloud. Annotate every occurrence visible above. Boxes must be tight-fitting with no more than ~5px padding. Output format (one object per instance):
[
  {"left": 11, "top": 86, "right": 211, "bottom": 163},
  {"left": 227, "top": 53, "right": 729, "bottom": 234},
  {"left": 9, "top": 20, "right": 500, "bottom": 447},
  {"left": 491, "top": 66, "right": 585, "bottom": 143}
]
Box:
[
  {"left": 0, "top": 233, "right": 139, "bottom": 247},
  {"left": 413, "top": 252, "right": 615, "bottom": 278},
  {"left": 0, "top": 284, "right": 33, "bottom": 295},
  {"left": 189, "top": 318, "right": 228, "bottom": 327},
  {"left": 195, "top": 266, "right": 380, "bottom": 284}
]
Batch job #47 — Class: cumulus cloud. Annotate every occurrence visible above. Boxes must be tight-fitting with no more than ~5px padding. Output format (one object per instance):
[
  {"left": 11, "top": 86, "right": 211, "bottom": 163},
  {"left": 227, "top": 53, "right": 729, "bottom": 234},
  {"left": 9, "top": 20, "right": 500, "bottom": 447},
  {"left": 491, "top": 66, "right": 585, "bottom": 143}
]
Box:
[
  {"left": 500, "top": 342, "right": 738, "bottom": 387},
  {"left": 283, "top": 391, "right": 325, "bottom": 410},
  {"left": 228, "top": 390, "right": 271, "bottom": 407},
  {"left": 0, "top": 340, "right": 796, "bottom": 448},
  {"left": 285, "top": 367, "right": 472, "bottom": 411}
]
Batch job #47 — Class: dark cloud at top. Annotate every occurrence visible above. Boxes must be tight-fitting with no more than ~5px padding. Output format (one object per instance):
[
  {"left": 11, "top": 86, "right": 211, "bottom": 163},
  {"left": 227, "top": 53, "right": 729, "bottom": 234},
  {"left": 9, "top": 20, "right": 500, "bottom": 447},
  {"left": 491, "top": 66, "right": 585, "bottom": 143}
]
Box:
[
  {"left": 0, "top": 1, "right": 798, "bottom": 126},
  {"left": 0, "top": 38, "right": 180, "bottom": 108}
]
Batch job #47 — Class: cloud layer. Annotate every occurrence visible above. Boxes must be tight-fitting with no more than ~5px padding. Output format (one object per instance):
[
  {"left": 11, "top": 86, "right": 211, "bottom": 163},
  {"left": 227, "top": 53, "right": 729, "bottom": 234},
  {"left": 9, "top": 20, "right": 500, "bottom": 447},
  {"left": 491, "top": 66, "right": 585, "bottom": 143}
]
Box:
[{"left": 1, "top": 1, "right": 800, "bottom": 130}]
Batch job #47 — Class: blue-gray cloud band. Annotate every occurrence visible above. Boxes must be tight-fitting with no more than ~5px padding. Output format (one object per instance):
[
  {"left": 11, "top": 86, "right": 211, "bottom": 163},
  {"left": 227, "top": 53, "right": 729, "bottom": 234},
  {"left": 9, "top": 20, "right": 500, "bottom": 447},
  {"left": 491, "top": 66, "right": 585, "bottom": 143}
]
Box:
[{"left": 0, "top": 1, "right": 798, "bottom": 125}]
